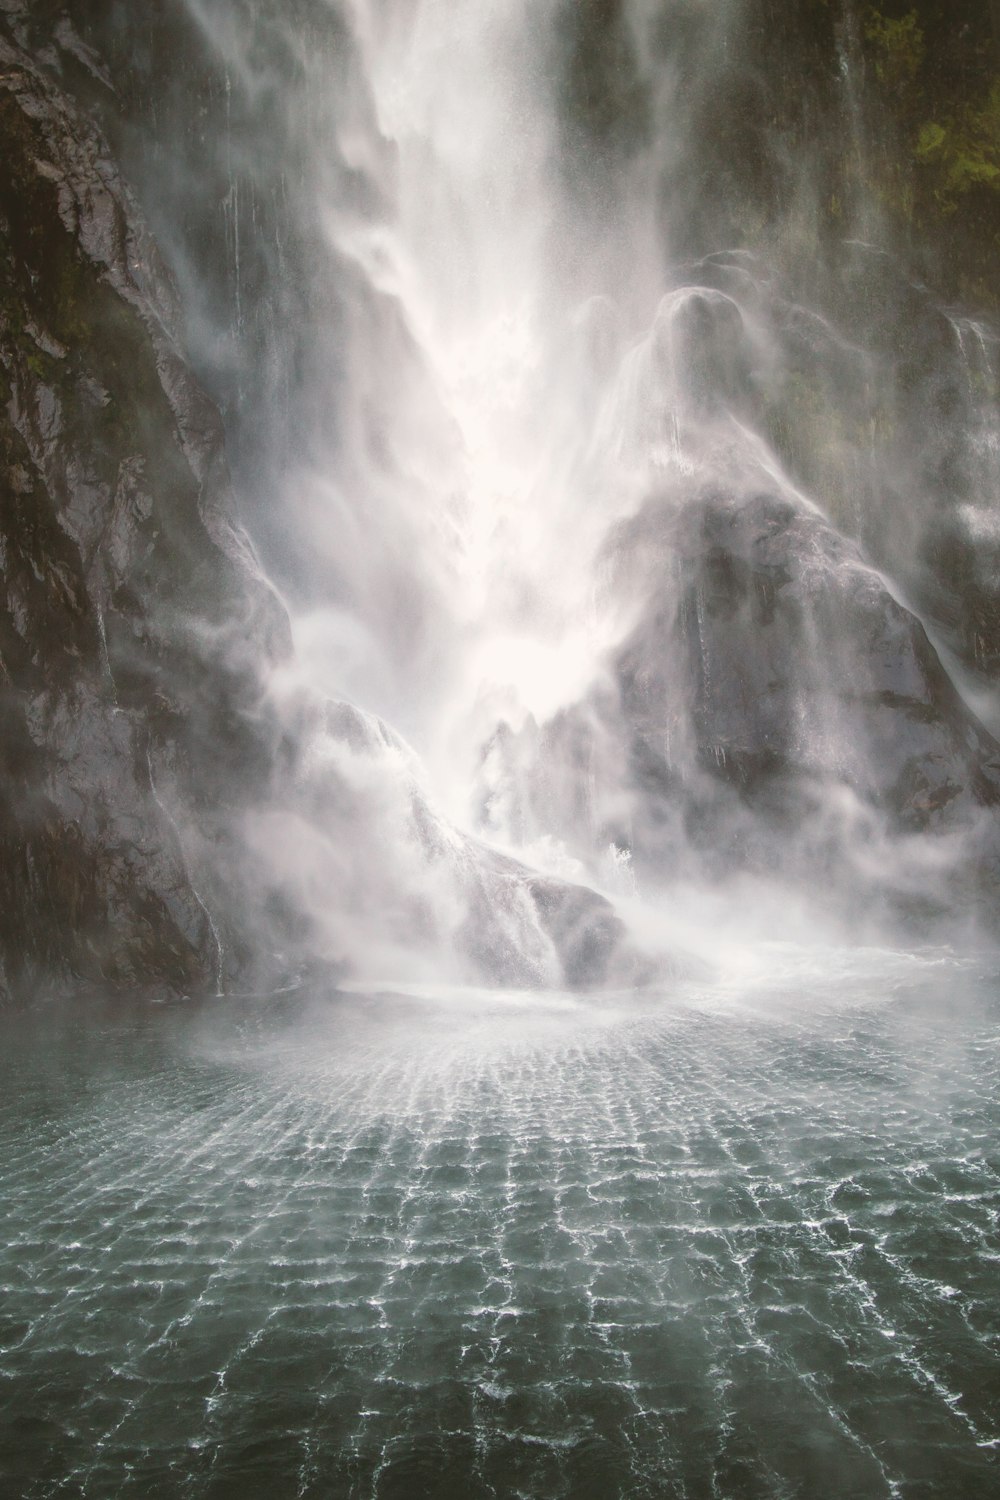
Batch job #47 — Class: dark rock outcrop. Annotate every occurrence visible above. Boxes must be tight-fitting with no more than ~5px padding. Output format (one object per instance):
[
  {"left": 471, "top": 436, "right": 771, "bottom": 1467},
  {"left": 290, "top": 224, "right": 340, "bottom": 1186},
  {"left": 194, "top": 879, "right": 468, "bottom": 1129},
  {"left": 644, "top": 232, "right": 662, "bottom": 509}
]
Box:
[
  {"left": 0, "top": 31, "right": 297, "bottom": 1001},
  {"left": 482, "top": 486, "right": 1000, "bottom": 934},
  {"left": 618, "top": 490, "right": 1000, "bottom": 832}
]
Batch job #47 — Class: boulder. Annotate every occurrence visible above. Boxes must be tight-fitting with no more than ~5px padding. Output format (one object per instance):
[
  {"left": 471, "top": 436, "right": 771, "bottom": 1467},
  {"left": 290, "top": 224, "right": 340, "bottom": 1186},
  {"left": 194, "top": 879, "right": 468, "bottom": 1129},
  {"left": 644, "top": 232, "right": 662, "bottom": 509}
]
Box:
[
  {"left": 481, "top": 486, "right": 1000, "bottom": 934},
  {"left": 618, "top": 489, "right": 1000, "bottom": 828}
]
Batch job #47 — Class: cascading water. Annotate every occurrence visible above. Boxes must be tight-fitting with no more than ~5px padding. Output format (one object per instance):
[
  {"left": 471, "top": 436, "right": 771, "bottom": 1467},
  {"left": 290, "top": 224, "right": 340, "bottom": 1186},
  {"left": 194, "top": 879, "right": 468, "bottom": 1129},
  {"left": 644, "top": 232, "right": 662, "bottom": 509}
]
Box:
[
  {"left": 2, "top": 2, "right": 1000, "bottom": 1494},
  {"left": 268, "top": 4, "right": 663, "bottom": 761},
  {"left": 139, "top": 0, "right": 1000, "bottom": 971}
]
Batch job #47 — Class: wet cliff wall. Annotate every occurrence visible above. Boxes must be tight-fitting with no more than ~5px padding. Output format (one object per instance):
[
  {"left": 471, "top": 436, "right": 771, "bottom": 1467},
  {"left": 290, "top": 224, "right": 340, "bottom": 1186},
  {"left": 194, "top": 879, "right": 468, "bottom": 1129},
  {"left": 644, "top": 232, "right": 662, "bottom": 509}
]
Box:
[{"left": 0, "top": 17, "right": 294, "bottom": 1001}]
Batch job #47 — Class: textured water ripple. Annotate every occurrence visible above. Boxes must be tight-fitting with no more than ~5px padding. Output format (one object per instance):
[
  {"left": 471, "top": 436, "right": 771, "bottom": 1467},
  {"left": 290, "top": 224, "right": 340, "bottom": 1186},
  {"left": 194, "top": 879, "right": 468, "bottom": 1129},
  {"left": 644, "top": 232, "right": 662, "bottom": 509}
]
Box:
[{"left": 1, "top": 953, "right": 999, "bottom": 1498}]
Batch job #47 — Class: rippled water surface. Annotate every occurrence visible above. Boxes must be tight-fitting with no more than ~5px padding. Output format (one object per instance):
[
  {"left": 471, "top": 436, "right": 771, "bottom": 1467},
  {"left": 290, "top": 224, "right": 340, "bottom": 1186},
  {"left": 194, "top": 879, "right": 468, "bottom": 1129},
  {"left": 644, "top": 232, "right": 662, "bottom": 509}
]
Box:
[{"left": 2, "top": 950, "right": 1000, "bottom": 1498}]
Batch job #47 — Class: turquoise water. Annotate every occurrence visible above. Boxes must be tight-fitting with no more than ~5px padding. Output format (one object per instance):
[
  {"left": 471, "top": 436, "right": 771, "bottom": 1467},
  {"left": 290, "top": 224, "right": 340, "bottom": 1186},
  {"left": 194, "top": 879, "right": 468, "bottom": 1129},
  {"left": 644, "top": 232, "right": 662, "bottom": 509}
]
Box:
[{"left": 2, "top": 951, "right": 999, "bottom": 1498}]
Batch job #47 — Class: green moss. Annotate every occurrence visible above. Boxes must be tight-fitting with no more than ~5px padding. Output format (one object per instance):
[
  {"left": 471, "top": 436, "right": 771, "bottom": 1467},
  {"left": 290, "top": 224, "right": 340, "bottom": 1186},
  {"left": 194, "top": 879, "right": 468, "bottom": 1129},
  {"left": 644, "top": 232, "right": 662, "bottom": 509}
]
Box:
[
  {"left": 910, "top": 79, "right": 1000, "bottom": 213},
  {"left": 865, "top": 9, "right": 924, "bottom": 91},
  {"left": 850, "top": 7, "right": 1000, "bottom": 303},
  {"left": 915, "top": 121, "right": 947, "bottom": 159}
]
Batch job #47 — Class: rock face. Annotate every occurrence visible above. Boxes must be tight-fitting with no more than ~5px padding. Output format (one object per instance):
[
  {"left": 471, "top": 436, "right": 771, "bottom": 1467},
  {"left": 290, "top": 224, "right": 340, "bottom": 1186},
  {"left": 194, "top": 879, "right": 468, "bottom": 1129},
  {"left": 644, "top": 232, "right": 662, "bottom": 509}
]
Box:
[
  {"left": 481, "top": 486, "right": 1000, "bottom": 934},
  {"left": 620, "top": 490, "right": 1000, "bottom": 820},
  {"left": 617, "top": 491, "right": 1000, "bottom": 909},
  {"left": 0, "top": 31, "right": 296, "bottom": 1000}
]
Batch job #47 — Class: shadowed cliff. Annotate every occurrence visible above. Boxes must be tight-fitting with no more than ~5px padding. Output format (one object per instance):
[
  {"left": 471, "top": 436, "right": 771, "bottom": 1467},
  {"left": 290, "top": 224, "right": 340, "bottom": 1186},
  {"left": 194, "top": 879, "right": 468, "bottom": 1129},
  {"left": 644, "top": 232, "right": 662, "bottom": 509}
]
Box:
[{"left": 0, "top": 28, "right": 297, "bottom": 999}]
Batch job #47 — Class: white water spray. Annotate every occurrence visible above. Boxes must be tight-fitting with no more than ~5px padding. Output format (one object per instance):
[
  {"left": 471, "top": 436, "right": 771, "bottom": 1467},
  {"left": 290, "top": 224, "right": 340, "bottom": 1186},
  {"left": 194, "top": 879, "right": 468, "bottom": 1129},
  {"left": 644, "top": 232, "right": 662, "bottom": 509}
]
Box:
[{"left": 158, "top": 0, "right": 1000, "bottom": 979}]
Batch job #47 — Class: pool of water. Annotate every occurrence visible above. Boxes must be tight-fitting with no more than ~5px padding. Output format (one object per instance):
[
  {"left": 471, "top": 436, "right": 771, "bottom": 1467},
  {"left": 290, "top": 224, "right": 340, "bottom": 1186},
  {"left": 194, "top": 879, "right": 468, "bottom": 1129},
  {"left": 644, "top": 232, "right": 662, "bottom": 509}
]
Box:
[{"left": 2, "top": 948, "right": 999, "bottom": 1497}]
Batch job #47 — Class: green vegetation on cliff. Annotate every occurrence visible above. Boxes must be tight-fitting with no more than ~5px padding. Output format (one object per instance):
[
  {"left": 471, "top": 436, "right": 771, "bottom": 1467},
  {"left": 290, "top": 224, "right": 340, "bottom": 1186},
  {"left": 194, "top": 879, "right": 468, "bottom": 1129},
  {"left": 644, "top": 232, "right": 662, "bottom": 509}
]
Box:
[{"left": 860, "top": 3, "right": 1000, "bottom": 304}]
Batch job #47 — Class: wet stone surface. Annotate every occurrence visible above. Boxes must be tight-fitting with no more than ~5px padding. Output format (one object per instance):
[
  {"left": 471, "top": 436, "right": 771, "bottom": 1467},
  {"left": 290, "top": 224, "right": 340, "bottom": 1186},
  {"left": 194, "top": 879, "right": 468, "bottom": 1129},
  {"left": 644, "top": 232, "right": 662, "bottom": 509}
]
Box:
[{"left": 1, "top": 956, "right": 999, "bottom": 1498}]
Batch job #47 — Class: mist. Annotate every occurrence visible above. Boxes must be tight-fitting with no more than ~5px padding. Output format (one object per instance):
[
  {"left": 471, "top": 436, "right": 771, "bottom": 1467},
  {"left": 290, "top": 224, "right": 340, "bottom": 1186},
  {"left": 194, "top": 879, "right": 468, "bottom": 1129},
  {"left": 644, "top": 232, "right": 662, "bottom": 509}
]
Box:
[
  {"left": 3, "top": 3, "right": 1000, "bottom": 1489},
  {"left": 89, "top": 0, "right": 999, "bottom": 983}
]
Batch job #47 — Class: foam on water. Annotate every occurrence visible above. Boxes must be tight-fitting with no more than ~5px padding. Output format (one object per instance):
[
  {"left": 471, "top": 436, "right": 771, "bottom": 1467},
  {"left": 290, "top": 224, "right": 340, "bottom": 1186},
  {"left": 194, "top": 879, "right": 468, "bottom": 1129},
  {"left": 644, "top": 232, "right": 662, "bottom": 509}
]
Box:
[{"left": 2, "top": 953, "right": 999, "bottom": 1497}]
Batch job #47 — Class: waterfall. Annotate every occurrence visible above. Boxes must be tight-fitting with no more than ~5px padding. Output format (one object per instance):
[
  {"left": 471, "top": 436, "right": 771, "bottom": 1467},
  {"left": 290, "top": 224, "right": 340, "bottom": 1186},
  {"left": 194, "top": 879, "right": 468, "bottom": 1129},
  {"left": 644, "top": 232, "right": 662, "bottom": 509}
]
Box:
[
  {"left": 4, "top": 7, "right": 1000, "bottom": 1492},
  {"left": 4, "top": 0, "right": 1000, "bottom": 990},
  {"left": 129, "top": 0, "right": 1000, "bottom": 964}
]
